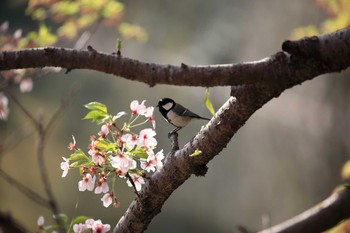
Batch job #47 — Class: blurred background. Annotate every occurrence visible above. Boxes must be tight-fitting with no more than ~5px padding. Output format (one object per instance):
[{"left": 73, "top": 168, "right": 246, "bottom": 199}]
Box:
[{"left": 1, "top": 0, "right": 350, "bottom": 232}]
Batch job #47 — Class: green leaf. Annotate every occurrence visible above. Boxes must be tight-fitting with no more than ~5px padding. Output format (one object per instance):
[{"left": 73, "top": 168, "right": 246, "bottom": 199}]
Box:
[
  {"left": 95, "top": 140, "right": 116, "bottom": 151},
  {"left": 83, "top": 110, "right": 109, "bottom": 123},
  {"left": 204, "top": 88, "right": 215, "bottom": 116},
  {"left": 84, "top": 102, "right": 107, "bottom": 113},
  {"left": 190, "top": 149, "right": 202, "bottom": 157},
  {"left": 69, "top": 150, "right": 87, "bottom": 161},
  {"left": 132, "top": 146, "right": 148, "bottom": 159}
]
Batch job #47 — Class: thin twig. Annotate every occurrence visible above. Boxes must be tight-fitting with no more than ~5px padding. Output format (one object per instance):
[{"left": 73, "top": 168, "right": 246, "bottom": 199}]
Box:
[
  {"left": 0, "top": 168, "right": 50, "bottom": 208},
  {"left": 8, "top": 92, "right": 40, "bottom": 128},
  {"left": 125, "top": 172, "right": 141, "bottom": 202},
  {"left": 9, "top": 87, "right": 78, "bottom": 233}
]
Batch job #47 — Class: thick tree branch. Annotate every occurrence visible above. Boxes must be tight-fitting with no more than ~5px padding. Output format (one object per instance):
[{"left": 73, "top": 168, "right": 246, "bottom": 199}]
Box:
[
  {"left": 258, "top": 186, "right": 350, "bottom": 233},
  {"left": 0, "top": 27, "right": 349, "bottom": 87}
]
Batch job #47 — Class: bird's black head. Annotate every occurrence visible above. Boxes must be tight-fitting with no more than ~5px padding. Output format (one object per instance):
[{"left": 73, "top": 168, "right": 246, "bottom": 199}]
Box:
[
  {"left": 157, "top": 98, "right": 175, "bottom": 118},
  {"left": 157, "top": 98, "right": 175, "bottom": 108}
]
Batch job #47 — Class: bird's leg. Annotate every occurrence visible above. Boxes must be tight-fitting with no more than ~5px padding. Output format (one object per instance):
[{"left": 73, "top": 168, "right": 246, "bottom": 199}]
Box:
[{"left": 168, "top": 127, "right": 181, "bottom": 138}]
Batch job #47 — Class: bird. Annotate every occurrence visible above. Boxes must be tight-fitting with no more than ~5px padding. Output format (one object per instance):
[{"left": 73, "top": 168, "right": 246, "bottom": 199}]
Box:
[{"left": 157, "top": 98, "right": 210, "bottom": 133}]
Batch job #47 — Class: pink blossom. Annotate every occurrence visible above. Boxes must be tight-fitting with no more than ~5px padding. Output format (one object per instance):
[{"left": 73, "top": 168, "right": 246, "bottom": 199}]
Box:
[
  {"left": 73, "top": 223, "right": 87, "bottom": 233},
  {"left": 98, "top": 124, "right": 109, "bottom": 138},
  {"left": 85, "top": 219, "right": 95, "bottom": 228},
  {"left": 92, "top": 219, "right": 111, "bottom": 233},
  {"left": 95, "top": 178, "right": 109, "bottom": 194},
  {"left": 91, "top": 152, "right": 105, "bottom": 165},
  {"left": 141, "top": 149, "right": 164, "bottom": 172},
  {"left": 37, "top": 216, "right": 44, "bottom": 227},
  {"left": 19, "top": 78, "right": 33, "bottom": 93},
  {"left": 101, "top": 193, "right": 114, "bottom": 208},
  {"left": 138, "top": 128, "right": 157, "bottom": 149},
  {"left": 60, "top": 157, "right": 70, "bottom": 177},
  {"left": 113, "top": 200, "right": 120, "bottom": 208},
  {"left": 67, "top": 135, "right": 77, "bottom": 150},
  {"left": 78, "top": 174, "right": 96, "bottom": 191},
  {"left": 121, "top": 133, "right": 138, "bottom": 149},
  {"left": 130, "top": 100, "right": 146, "bottom": 115},
  {"left": 0, "top": 93, "right": 9, "bottom": 120},
  {"left": 127, "top": 173, "right": 145, "bottom": 191},
  {"left": 145, "top": 106, "right": 156, "bottom": 128},
  {"left": 110, "top": 151, "right": 136, "bottom": 174}
]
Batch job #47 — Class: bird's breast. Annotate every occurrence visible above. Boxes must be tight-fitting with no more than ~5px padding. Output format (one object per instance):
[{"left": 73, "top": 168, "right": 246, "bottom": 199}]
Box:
[{"left": 166, "top": 111, "right": 191, "bottom": 127}]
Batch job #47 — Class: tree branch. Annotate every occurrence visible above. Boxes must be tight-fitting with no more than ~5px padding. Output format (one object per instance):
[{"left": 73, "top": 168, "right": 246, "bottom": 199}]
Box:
[
  {"left": 1, "top": 27, "right": 349, "bottom": 87},
  {"left": 258, "top": 186, "right": 350, "bottom": 233}
]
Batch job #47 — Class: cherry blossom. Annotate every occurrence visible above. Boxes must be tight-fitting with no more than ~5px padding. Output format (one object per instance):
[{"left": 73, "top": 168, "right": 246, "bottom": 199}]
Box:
[
  {"left": 141, "top": 149, "right": 164, "bottom": 172},
  {"left": 127, "top": 173, "right": 145, "bottom": 191},
  {"left": 138, "top": 128, "right": 157, "bottom": 149},
  {"left": 73, "top": 219, "right": 111, "bottom": 233},
  {"left": 121, "top": 133, "right": 138, "bottom": 149},
  {"left": 145, "top": 106, "right": 156, "bottom": 128},
  {"left": 91, "top": 219, "right": 111, "bottom": 233},
  {"left": 60, "top": 157, "right": 70, "bottom": 177},
  {"left": 101, "top": 193, "right": 114, "bottom": 208},
  {"left": 19, "top": 78, "right": 33, "bottom": 93},
  {"left": 67, "top": 135, "right": 77, "bottom": 150},
  {"left": 110, "top": 151, "right": 136, "bottom": 174},
  {"left": 37, "top": 216, "right": 44, "bottom": 228},
  {"left": 73, "top": 223, "right": 87, "bottom": 233},
  {"left": 130, "top": 100, "right": 146, "bottom": 115},
  {"left": 91, "top": 152, "right": 105, "bottom": 165},
  {"left": 98, "top": 124, "right": 109, "bottom": 138},
  {"left": 95, "top": 175, "right": 109, "bottom": 194},
  {"left": 78, "top": 174, "right": 96, "bottom": 191},
  {"left": 0, "top": 92, "right": 9, "bottom": 120}
]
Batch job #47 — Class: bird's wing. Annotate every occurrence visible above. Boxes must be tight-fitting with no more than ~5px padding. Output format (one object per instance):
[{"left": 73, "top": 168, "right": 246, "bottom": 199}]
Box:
[{"left": 175, "top": 104, "right": 210, "bottom": 120}]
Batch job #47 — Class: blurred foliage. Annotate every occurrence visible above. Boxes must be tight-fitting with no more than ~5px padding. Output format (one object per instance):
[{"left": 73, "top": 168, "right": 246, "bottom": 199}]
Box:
[
  {"left": 1, "top": 0, "right": 147, "bottom": 49},
  {"left": 291, "top": 0, "right": 350, "bottom": 39},
  {"left": 0, "top": 0, "right": 147, "bottom": 114},
  {"left": 341, "top": 160, "right": 350, "bottom": 181},
  {"left": 326, "top": 219, "right": 350, "bottom": 233}
]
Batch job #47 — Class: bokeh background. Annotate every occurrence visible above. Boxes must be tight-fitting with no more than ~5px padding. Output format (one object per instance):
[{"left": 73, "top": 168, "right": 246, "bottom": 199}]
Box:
[{"left": 1, "top": 0, "right": 350, "bottom": 232}]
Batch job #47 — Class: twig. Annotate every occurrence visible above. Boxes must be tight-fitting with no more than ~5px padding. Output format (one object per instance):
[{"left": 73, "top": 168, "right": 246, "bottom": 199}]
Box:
[
  {"left": 125, "top": 172, "right": 141, "bottom": 203},
  {"left": 9, "top": 88, "right": 78, "bottom": 233},
  {"left": 8, "top": 92, "right": 39, "bottom": 128},
  {"left": 0, "top": 168, "right": 50, "bottom": 208}
]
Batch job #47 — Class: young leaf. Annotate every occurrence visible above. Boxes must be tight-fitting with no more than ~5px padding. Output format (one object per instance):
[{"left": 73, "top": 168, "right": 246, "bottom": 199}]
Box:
[
  {"left": 84, "top": 102, "right": 107, "bottom": 112},
  {"left": 83, "top": 110, "right": 109, "bottom": 123},
  {"left": 190, "top": 149, "right": 202, "bottom": 157},
  {"left": 204, "top": 88, "right": 215, "bottom": 116}
]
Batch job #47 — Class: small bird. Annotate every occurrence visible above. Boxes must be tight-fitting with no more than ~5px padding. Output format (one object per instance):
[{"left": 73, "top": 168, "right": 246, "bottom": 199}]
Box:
[{"left": 157, "top": 98, "right": 210, "bottom": 133}]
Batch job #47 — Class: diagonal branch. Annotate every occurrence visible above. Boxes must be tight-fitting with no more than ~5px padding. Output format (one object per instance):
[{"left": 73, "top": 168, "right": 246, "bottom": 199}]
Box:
[{"left": 258, "top": 186, "right": 350, "bottom": 233}]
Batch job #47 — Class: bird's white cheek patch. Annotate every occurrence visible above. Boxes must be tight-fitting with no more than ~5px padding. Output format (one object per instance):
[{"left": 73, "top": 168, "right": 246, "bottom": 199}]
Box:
[{"left": 162, "top": 102, "right": 173, "bottom": 111}]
